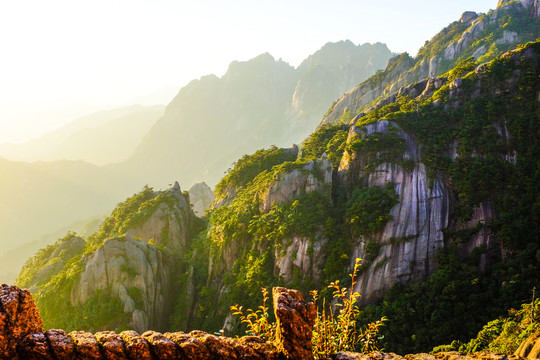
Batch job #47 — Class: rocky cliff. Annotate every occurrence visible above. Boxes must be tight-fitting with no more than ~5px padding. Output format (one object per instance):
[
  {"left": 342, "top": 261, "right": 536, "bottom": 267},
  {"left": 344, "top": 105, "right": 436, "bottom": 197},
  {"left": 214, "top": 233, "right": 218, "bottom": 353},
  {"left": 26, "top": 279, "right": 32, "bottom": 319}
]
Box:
[
  {"left": 14, "top": 3, "right": 540, "bottom": 353},
  {"left": 191, "top": 39, "right": 540, "bottom": 339},
  {"left": 72, "top": 234, "right": 173, "bottom": 332},
  {"left": 17, "top": 182, "right": 200, "bottom": 333}
]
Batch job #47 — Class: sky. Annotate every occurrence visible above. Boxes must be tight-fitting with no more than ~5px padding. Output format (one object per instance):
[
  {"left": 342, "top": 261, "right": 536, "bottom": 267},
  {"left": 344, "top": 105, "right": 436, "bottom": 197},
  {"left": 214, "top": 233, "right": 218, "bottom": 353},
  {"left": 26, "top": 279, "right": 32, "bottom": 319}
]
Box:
[{"left": 0, "top": 0, "right": 497, "bottom": 144}]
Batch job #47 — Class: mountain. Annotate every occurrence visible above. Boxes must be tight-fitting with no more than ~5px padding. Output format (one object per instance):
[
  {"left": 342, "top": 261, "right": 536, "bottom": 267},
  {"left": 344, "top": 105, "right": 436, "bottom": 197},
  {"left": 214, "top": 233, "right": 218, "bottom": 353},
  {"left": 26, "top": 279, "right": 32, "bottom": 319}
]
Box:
[
  {"left": 0, "top": 41, "right": 390, "bottom": 282},
  {"left": 113, "top": 42, "right": 393, "bottom": 188},
  {"left": 0, "top": 105, "right": 164, "bottom": 165},
  {"left": 17, "top": 183, "right": 202, "bottom": 332},
  {"left": 14, "top": 0, "right": 540, "bottom": 353},
  {"left": 0, "top": 215, "right": 103, "bottom": 285},
  {"left": 321, "top": 0, "right": 540, "bottom": 126},
  {"left": 19, "top": 37, "right": 540, "bottom": 351}
]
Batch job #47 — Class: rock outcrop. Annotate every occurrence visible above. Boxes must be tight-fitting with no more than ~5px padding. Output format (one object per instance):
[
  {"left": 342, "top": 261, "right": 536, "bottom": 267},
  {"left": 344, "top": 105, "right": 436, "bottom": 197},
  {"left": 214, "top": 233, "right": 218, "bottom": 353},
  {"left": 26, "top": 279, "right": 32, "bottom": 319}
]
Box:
[
  {"left": 68, "top": 184, "right": 196, "bottom": 332},
  {"left": 0, "top": 285, "right": 43, "bottom": 360},
  {"left": 337, "top": 120, "right": 454, "bottom": 302},
  {"left": 72, "top": 235, "right": 172, "bottom": 332},
  {"left": 273, "top": 287, "right": 317, "bottom": 360},
  {"left": 260, "top": 156, "right": 332, "bottom": 213},
  {"left": 515, "top": 330, "right": 540, "bottom": 359},
  {"left": 1, "top": 284, "right": 315, "bottom": 360},
  {"left": 127, "top": 182, "right": 193, "bottom": 253},
  {"left": 460, "top": 11, "right": 478, "bottom": 24},
  {"left": 18, "top": 183, "right": 200, "bottom": 333},
  {"left": 188, "top": 182, "right": 214, "bottom": 217}
]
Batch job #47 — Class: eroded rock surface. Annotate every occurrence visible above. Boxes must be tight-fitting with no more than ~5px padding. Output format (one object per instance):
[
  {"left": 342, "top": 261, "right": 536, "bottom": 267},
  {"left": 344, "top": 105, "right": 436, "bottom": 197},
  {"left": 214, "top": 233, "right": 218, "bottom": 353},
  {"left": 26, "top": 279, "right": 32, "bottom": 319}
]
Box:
[
  {"left": 1, "top": 284, "right": 309, "bottom": 360},
  {"left": 273, "top": 287, "right": 317, "bottom": 360},
  {"left": 0, "top": 284, "right": 43, "bottom": 360}
]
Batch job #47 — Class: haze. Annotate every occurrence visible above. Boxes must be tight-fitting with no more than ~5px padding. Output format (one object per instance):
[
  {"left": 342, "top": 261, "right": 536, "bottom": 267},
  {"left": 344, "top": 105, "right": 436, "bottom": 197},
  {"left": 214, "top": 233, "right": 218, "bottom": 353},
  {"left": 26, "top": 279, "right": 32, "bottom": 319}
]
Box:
[{"left": 0, "top": 0, "right": 495, "bottom": 144}]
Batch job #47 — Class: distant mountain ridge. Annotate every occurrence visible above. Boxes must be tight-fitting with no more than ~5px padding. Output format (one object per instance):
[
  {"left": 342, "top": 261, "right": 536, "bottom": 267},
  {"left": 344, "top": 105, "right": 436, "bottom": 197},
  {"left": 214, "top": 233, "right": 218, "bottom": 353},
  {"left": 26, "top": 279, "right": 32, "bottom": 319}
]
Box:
[
  {"left": 0, "top": 41, "right": 393, "bottom": 284},
  {"left": 113, "top": 41, "right": 393, "bottom": 188},
  {"left": 0, "top": 105, "right": 164, "bottom": 165}
]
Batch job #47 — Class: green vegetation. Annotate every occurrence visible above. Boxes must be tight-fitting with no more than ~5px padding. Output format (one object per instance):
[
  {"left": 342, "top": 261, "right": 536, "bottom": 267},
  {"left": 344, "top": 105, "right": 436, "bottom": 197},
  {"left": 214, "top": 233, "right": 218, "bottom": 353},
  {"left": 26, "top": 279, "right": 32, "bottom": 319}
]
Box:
[
  {"left": 170, "top": 42, "right": 540, "bottom": 340},
  {"left": 301, "top": 123, "right": 348, "bottom": 163},
  {"left": 231, "top": 259, "right": 387, "bottom": 359},
  {"left": 345, "top": 41, "right": 540, "bottom": 353},
  {"left": 88, "top": 185, "right": 178, "bottom": 249},
  {"left": 348, "top": 127, "right": 407, "bottom": 172},
  {"left": 345, "top": 183, "right": 399, "bottom": 236},
  {"left": 15, "top": 32, "right": 540, "bottom": 359},
  {"left": 17, "top": 185, "right": 190, "bottom": 332},
  {"left": 416, "top": 21, "right": 469, "bottom": 64},
  {"left": 311, "top": 259, "right": 387, "bottom": 358},
  {"left": 230, "top": 287, "right": 276, "bottom": 341},
  {"left": 434, "top": 299, "right": 540, "bottom": 354},
  {"left": 214, "top": 146, "right": 298, "bottom": 200}
]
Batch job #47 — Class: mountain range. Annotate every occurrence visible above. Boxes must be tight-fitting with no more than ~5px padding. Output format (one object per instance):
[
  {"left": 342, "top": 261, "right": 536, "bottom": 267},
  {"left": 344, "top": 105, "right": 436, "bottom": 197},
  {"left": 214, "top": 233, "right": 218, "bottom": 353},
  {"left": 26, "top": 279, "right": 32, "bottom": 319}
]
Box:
[
  {"left": 0, "top": 41, "right": 393, "bottom": 283},
  {"left": 13, "top": 0, "right": 540, "bottom": 355}
]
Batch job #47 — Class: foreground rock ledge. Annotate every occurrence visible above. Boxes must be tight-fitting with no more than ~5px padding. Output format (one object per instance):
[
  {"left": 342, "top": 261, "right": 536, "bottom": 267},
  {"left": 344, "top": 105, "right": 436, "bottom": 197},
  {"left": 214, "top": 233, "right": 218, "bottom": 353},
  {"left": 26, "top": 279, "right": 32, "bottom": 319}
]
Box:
[
  {"left": 1, "top": 284, "right": 535, "bottom": 360},
  {"left": 0, "top": 284, "right": 313, "bottom": 360}
]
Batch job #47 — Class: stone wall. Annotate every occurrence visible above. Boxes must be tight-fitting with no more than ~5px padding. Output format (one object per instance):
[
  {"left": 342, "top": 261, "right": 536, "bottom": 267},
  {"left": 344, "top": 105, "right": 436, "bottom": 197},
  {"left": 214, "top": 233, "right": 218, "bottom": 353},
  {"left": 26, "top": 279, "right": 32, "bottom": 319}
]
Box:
[{"left": 0, "top": 284, "right": 315, "bottom": 360}]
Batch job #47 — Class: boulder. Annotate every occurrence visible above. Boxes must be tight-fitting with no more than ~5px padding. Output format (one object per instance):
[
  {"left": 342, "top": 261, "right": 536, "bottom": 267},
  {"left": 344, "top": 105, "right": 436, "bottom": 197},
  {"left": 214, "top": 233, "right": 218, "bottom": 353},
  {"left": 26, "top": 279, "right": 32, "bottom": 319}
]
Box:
[
  {"left": 69, "top": 331, "right": 103, "bottom": 360},
  {"left": 120, "top": 330, "right": 153, "bottom": 360},
  {"left": 460, "top": 11, "right": 478, "bottom": 23}
]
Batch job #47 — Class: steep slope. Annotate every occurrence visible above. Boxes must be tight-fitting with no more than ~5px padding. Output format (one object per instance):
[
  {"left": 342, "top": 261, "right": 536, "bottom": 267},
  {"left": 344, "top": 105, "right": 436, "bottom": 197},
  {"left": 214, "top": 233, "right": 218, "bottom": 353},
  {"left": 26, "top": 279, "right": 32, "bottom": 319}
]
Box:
[
  {"left": 321, "top": 0, "right": 540, "bottom": 126},
  {"left": 0, "top": 41, "right": 390, "bottom": 286},
  {"left": 286, "top": 41, "right": 393, "bottom": 143},
  {"left": 114, "top": 42, "right": 393, "bottom": 188},
  {"left": 17, "top": 183, "right": 201, "bottom": 333},
  {"left": 0, "top": 105, "right": 163, "bottom": 165}
]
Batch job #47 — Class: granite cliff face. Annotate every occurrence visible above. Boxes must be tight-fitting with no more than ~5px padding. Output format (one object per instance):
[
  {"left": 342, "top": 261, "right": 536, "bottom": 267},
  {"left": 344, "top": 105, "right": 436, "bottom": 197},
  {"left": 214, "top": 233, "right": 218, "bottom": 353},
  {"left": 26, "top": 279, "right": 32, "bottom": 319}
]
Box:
[
  {"left": 72, "top": 235, "right": 172, "bottom": 332},
  {"left": 17, "top": 183, "right": 200, "bottom": 333},
  {"left": 337, "top": 120, "right": 452, "bottom": 301},
  {"left": 13, "top": 3, "right": 540, "bottom": 348},
  {"left": 198, "top": 40, "right": 540, "bottom": 328}
]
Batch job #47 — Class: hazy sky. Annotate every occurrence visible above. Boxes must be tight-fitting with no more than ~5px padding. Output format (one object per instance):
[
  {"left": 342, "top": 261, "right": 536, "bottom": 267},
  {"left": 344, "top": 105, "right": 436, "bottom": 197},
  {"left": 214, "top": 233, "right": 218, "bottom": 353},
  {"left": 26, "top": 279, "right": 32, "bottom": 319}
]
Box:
[{"left": 0, "top": 0, "right": 496, "bottom": 143}]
